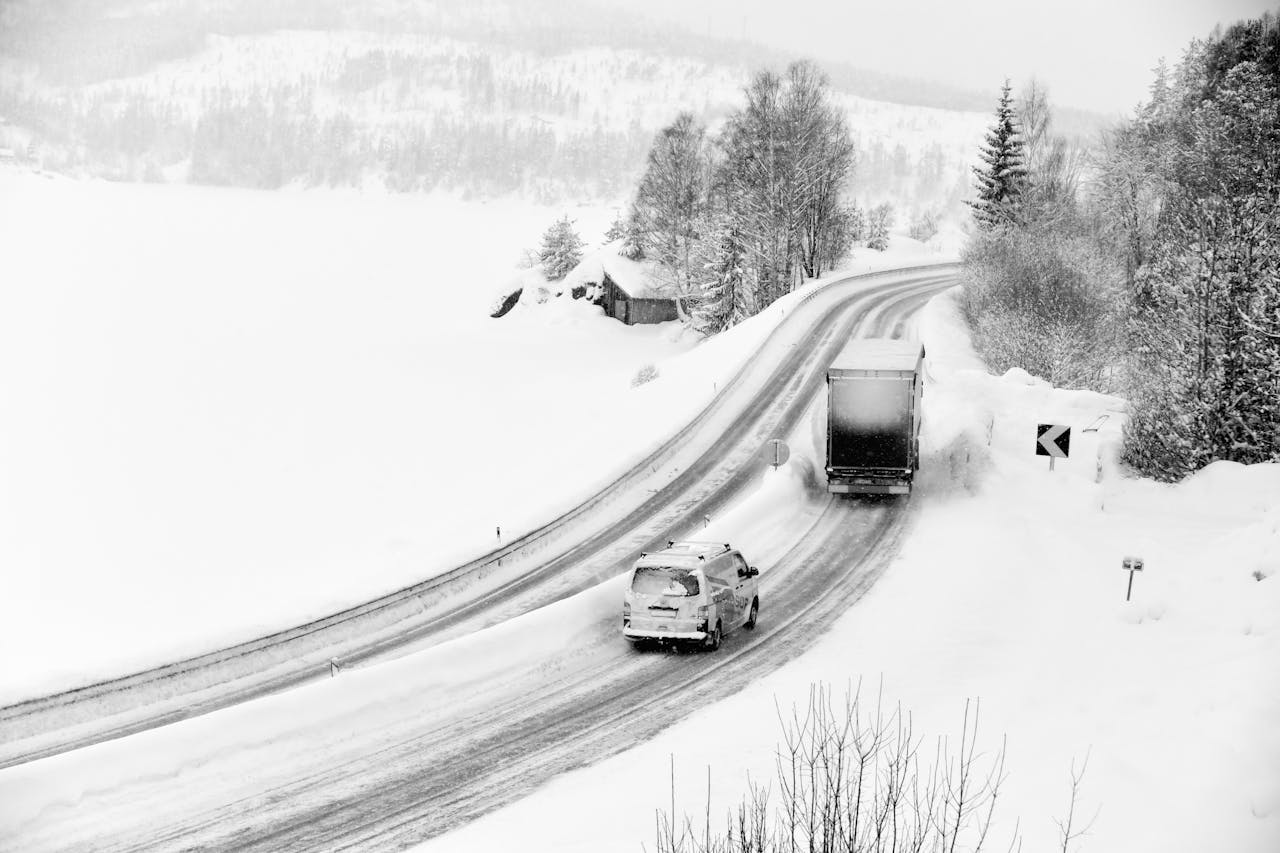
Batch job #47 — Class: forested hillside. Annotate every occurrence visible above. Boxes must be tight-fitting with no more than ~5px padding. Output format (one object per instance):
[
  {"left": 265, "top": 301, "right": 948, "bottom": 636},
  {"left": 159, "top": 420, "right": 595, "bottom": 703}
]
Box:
[
  {"left": 0, "top": 0, "right": 990, "bottom": 208},
  {"left": 960, "top": 12, "right": 1279, "bottom": 481}
]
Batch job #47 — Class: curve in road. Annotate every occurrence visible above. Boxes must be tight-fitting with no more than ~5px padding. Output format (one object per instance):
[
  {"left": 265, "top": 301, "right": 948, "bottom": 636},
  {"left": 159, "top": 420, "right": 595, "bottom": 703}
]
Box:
[
  {"left": 2, "top": 275, "right": 952, "bottom": 853},
  {"left": 0, "top": 266, "right": 955, "bottom": 772}
]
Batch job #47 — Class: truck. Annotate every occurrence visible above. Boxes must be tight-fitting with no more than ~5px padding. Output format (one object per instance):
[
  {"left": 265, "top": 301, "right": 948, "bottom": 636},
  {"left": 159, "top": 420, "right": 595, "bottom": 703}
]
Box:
[{"left": 825, "top": 338, "right": 925, "bottom": 495}]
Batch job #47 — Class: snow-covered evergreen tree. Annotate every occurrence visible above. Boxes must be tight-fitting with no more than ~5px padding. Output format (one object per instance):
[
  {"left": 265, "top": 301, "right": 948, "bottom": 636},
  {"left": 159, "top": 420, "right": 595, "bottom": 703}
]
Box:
[
  {"left": 693, "top": 219, "right": 745, "bottom": 335},
  {"left": 866, "top": 203, "right": 894, "bottom": 251},
  {"left": 603, "top": 212, "right": 627, "bottom": 244},
  {"left": 1123, "top": 60, "right": 1280, "bottom": 478},
  {"left": 537, "top": 215, "right": 584, "bottom": 280},
  {"left": 967, "top": 80, "right": 1027, "bottom": 230},
  {"left": 619, "top": 208, "right": 646, "bottom": 260}
]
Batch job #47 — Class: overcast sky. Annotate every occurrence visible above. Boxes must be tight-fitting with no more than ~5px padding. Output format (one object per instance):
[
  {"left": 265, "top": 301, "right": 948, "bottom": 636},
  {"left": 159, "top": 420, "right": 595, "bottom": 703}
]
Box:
[{"left": 601, "top": 0, "right": 1277, "bottom": 115}]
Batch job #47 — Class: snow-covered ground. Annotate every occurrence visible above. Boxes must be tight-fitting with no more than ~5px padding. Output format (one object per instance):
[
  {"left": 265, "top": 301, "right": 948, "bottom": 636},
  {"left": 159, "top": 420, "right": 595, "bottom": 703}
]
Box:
[
  {"left": 0, "top": 170, "right": 631, "bottom": 702},
  {"left": 422, "top": 289, "right": 1280, "bottom": 853},
  {"left": 3, "top": 245, "right": 1274, "bottom": 851},
  {"left": 0, "top": 168, "right": 953, "bottom": 704}
]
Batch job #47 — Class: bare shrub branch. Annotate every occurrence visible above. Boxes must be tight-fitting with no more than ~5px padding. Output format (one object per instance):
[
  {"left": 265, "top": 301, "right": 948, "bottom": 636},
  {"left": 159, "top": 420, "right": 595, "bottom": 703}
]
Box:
[{"left": 652, "top": 682, "right": 1032, "bottom": 853}]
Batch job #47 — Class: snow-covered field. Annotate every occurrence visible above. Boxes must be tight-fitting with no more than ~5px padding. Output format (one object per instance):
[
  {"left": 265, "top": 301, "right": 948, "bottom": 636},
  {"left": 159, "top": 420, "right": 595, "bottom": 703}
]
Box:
[
  {"left": 423, "top": 290, "right": 1280, "bottom": 853},
  {"left": 0, "top": 170, "right": 636, "bottom": 701},
  {"left": 0, "top": 169, "right": 953, "bottom": 704}
]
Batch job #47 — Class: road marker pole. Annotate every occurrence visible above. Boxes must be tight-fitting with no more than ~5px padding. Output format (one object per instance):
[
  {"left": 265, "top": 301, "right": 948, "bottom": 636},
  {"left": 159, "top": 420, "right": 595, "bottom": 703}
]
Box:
[
  {"left": 762, "top": 438, "right": 790, "bottom": 471},
  {"left": 1122, "top": 556, "right": 1144, "bottom": 601}
]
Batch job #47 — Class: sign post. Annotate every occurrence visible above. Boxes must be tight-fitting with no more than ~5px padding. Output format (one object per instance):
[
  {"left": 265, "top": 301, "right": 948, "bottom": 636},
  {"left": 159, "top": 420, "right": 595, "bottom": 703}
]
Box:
[
  {"left": 1122, "top": 556, "right": 1144, "bottom": 601},
  {"left": 762, "top": 438, "right": 790, "bottom": 470},
  {"left": 1036, "top": 424, "right": 1071, "bottom": 471}
]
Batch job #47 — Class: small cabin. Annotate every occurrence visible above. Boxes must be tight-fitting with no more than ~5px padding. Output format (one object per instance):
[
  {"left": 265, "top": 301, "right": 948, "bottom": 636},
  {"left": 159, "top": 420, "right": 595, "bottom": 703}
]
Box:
[{"left": 596, "top": 268, "right": 679, "bottom": 325}]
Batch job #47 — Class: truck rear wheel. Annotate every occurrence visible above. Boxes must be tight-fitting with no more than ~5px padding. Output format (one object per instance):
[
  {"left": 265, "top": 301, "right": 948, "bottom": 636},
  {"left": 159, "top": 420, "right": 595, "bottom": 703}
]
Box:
[{"left": 744, "top": 598, "right": 759, "bottom": 630}]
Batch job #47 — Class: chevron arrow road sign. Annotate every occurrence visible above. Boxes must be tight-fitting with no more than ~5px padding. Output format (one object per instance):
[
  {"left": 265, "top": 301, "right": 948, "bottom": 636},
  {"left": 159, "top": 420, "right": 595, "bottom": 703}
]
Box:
[{"left": 1036, "top": 424, "right": 1070, "bottom": 458}]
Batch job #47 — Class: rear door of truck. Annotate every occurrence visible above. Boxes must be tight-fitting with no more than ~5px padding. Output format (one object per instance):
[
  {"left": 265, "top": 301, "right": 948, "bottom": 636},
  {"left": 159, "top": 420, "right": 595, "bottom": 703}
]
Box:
[{"left": 829, "top": 374, "right": 913, "bottom": 469}]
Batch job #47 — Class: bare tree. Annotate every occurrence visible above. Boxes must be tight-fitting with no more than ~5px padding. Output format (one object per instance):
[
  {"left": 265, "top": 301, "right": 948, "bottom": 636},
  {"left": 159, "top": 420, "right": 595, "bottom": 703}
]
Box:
[
  {"left": 1016, "top": 80, "right": 1084, "bottom": 227},
  {"left": 719, "top": 61, "right": 856, "bottom": 311},
  {"left": 1054, "top": 751, "right": 1099, "bottom": 853},
  {"left": 651, "top": 683, "right": 1023, "bottom": 853},
  {"left": 632, "top": 112, "right": 713, "bottom": 318}
]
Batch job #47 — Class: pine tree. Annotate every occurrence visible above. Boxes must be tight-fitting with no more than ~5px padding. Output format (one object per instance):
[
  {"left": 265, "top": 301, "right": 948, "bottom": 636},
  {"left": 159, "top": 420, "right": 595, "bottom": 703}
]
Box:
[
  {"left": 619, "top": 209, "right": 646, "bottom": 260},
  {"left": 538, "top": 215, "right": 584, "bottom": 280},
  {"left": 866, "top": 203, "right": 894, "bottom": 251},
  {"left": 967, "top": 80, "right": 1027, "bottom": 229},
  {"left": 1122, "top": 60, "right": 1280, "bottom": 478},
  {"left": 603, "top": 212, "right": 627, "bottom": 243},
  {"left": 694, "top": 219, "right": 745, "bottom": 335}
]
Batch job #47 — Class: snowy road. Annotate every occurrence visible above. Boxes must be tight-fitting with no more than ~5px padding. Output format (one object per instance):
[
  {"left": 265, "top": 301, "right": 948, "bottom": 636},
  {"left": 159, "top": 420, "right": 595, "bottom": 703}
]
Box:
[
  {"left": 2, "top": 266, "right": 954, "bottom": 852},
  {"left": 45, "top": 500, "right": 905, "bottom": 852},
  {"left": 1, "top": 265, "right": 953, "bottom": 771}
]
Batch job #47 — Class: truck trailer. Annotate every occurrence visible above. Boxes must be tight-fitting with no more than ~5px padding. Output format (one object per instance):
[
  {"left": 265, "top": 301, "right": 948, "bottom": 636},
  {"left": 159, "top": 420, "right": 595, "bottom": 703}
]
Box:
[{"left": 825, "top": 338, "right": 925, "bottom": 495}]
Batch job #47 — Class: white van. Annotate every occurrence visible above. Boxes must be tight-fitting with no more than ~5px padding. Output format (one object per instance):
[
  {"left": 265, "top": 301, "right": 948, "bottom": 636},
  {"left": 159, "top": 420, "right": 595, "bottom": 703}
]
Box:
[{"left": 622, "top": 541, "right": 760, "bottom": 650}]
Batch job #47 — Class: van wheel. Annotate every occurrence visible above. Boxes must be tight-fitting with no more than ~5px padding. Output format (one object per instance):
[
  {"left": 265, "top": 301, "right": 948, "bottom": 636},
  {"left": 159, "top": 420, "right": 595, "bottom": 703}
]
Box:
[
  {"left": 705, "top": 621, "right": 722, "bottom": 651},
  {"left": 744, "top": 598, "right": 759, "bottom": 630}
]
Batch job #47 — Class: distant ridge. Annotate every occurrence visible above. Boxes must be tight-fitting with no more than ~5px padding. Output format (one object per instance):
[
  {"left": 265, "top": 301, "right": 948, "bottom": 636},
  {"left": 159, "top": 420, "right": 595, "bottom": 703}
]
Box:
[{"left": 0, "top": 0, "right": 1109, "bottom": 134}]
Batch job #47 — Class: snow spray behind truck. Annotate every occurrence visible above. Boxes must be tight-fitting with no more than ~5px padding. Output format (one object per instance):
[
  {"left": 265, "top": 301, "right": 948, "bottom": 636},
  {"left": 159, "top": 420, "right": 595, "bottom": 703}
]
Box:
[{"left": 825, "top": 339, "right": 925, "bottom": 495}]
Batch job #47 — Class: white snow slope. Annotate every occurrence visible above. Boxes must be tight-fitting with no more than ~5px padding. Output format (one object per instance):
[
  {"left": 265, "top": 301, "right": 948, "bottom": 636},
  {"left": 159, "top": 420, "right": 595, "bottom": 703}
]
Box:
[
  {"left": 2, "top": 261, "right": 1275, "bottom": 852},
  {"left": 421, "top": 289, "right": 1280, "bottom": 853},
  {"left": 0, "top": 168, "right": 951, "bottom": 704}
]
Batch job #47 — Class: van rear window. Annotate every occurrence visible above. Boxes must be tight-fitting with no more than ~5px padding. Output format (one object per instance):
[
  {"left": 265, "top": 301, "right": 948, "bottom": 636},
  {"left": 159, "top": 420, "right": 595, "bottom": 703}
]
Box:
[{"left": 632, "top": 567, "right": 700, "bottom": 596}]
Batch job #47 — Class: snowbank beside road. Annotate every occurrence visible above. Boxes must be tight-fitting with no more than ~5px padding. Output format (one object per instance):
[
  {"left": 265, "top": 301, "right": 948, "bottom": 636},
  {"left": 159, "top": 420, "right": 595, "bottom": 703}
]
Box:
[
  {"left": 0, "top": 164, "right": 952, "bottom": 705},
  {"left": 426, "top": 287, "right": 1280, "bottom": 853}
]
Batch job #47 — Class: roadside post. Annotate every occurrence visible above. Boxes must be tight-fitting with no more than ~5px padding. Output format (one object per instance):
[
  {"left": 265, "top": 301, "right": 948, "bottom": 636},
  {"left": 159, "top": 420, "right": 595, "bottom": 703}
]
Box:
[
  {"left": 1036, "top": 423, "right": 1070, "bottom": 471},
  {"left": 762, "top": 438, "right": 790, "bottom": 470},
  {"left": 1122, "top": 556, "right": 1144, "bottom": 601}
]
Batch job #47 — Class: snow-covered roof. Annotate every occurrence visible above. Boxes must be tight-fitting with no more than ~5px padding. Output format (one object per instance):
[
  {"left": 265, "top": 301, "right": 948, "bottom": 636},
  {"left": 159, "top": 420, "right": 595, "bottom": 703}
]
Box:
[
  {"left": 563, "top": 241, "right": 672, "bottom": 300},
  {"left": 829, "top": 339, "right": 924, "bottom": 374}
]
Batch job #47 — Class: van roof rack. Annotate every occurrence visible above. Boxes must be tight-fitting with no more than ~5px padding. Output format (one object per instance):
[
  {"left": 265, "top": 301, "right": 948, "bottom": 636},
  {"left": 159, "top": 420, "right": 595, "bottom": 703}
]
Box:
[{"left": 662, "top": 540, "right": 732, "bottom": 554}]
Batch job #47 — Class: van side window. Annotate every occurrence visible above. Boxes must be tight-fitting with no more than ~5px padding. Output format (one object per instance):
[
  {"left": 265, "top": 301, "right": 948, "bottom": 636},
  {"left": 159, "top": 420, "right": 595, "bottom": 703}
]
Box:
[{"left": 733, "top": 554, "right": 748, "bottom": 576}]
